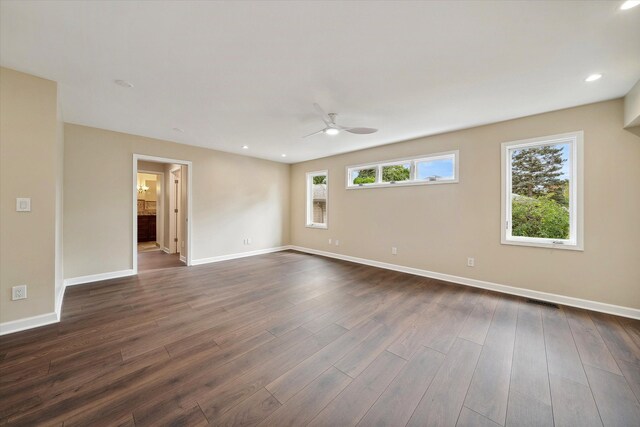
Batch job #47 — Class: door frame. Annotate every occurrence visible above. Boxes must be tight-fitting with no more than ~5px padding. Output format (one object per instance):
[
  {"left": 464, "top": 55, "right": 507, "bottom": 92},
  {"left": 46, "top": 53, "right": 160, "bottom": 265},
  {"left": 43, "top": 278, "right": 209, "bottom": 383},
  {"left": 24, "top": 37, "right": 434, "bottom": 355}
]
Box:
[
  {"left": 169, "top": 166, "right": 181, "bottom": 254},
  {"left": 133, "top": 154, "right": 193, "bottom": 273},
  {"left": 137, "top": 169, "right": 164, "bottom": 251}
]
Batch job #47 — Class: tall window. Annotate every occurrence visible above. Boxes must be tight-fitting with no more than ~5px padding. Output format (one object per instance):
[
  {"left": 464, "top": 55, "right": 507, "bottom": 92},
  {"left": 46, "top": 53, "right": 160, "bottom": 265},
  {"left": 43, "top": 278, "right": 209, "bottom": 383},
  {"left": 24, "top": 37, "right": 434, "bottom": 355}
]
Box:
[
  {"left": 306, "top": 170, "right": 328, "bottom": 228},
  {"left": 501, "top": 131, "right": 583, "bottom": 250}
]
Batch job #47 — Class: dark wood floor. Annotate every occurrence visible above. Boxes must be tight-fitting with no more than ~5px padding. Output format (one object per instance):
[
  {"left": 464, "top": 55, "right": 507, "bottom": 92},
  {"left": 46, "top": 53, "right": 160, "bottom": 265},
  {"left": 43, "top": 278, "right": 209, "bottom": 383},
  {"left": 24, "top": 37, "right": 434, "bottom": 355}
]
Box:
[
  {"left": 1, "top": 250, "right": 639, "bottom": 426},
  {"left": 138, "top": 251, "right": 185, "bottom": 272}
]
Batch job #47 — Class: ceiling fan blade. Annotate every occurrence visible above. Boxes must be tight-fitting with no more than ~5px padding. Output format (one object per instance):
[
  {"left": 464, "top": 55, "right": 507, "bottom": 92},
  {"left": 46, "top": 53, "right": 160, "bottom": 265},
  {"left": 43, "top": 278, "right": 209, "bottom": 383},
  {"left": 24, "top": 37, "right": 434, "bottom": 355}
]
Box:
[
  {"left": 313, "top": 103, "right": 332, "bottom": 126},
  {"left": 344, "top": 127, "right": 378, "bottom": 134},
  {"left": 302, "top": 129, "right": 325, "bottom": 138}
]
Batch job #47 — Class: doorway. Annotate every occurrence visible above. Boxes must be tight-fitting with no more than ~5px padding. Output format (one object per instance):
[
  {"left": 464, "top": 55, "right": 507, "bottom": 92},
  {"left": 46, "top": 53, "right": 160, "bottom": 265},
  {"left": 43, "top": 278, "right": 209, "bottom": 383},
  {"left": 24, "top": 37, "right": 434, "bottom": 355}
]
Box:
[
  {"left": 133, "top": 154, "right": 192, "bottom": 273},
  {"left": 136, "top": 170, "right": 163, "bottom": 253}
]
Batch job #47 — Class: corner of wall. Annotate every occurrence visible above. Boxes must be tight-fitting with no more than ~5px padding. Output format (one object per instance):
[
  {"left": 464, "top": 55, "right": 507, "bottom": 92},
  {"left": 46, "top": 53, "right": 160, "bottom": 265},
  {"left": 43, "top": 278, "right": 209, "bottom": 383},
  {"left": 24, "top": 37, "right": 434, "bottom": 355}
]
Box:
[{"left": 624, "top": 79, "right": 640, "bottom": 128}]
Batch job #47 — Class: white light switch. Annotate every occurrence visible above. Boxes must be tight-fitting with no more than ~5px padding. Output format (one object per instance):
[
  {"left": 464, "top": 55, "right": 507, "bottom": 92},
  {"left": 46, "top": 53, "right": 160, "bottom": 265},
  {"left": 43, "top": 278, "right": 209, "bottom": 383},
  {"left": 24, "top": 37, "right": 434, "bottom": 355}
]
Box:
[{"left": 16, "top": 198, "right": 31, "bottom": 212}]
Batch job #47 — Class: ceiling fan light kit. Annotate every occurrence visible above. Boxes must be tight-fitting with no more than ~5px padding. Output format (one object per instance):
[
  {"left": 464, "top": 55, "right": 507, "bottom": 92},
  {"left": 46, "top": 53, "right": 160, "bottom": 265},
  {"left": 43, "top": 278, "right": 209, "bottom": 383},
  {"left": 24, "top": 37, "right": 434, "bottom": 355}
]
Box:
[{"left": 303, "top": 103, "right": 378, "bottom": 138}]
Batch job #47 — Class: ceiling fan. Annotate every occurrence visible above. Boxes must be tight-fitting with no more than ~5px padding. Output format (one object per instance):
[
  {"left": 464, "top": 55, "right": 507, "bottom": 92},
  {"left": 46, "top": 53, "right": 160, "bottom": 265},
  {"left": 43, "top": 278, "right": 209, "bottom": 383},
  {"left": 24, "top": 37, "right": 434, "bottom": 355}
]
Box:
[{"left": 303, "top": 103, "right": 378, "bottom": 138}]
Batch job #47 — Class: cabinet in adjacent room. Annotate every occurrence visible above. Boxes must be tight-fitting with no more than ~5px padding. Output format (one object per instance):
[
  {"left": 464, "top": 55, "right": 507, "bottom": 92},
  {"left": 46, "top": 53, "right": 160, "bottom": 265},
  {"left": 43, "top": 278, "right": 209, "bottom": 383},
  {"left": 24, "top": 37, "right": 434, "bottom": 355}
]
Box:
[{"left": 137, "top": 215, "right": 156, "bottom": 242}]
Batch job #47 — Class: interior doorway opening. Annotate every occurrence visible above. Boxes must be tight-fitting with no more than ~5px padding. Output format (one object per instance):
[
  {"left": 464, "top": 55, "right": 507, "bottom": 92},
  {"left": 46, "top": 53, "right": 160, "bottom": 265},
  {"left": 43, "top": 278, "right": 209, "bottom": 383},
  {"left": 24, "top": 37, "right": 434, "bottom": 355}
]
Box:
[
  {"left": 137, "top": 170, "right": 163, "bottom": 253},
  {"left": 134, "top": 155, "right": 192, "bottom": 273}
]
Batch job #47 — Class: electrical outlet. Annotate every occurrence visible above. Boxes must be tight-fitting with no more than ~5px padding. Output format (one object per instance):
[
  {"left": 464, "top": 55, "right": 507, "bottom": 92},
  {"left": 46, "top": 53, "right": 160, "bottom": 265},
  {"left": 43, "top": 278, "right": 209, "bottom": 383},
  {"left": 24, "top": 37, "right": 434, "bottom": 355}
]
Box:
[
  {"left": 12, "top": 285, "right": 27, "bottom": 300},
  {"left": 247, "top": 238, "right": 252, "bottom": 245},
  {"left": 335, "top": 240, "right": 340, "bottom": 246},
  {"left": 391, "top": 247, "right": 397, "bottom": 255},
  {"left": 328, "top": 238, "right": 332, "bottom": 245},
  {"left": 467, "top": 257, "right": 475, "bottom": 267}
]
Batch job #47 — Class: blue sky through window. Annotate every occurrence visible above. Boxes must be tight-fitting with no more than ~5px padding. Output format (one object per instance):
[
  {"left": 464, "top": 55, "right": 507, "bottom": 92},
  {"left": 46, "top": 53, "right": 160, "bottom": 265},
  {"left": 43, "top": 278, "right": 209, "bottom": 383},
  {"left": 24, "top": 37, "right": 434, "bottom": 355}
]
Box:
[{"left": 417, "top": 158, "right": 454, "bottom": 180}]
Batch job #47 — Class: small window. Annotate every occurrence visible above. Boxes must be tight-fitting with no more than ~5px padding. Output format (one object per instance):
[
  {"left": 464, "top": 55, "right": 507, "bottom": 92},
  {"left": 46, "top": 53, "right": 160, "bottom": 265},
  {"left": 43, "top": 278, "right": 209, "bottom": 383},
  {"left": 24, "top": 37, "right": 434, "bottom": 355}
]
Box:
[
  {"left": 382, "top": 163, "right": 411, "bottom": 183},
  {"left": 416, "top": 155, "right": 455, "bottom": 182},
  {"left": 350, "top": 167, "right": 377, "bottom": 186},
  {"left": 346, "top": 151, "right": 459, "bottom": 189},
  {"left": 501, "top": 131, "right": 583, "bottom": 250},
  {"left": 306, "top": 171, "right": 328, "bottom": 228}
]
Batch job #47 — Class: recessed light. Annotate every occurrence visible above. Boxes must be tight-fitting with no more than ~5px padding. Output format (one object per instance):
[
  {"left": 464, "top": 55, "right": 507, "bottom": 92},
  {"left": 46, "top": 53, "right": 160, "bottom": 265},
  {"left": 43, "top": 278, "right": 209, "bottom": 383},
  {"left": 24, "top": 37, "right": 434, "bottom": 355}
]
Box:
[
  {"left": 242, "top": 145, "right": 249, "bottom": 150},
  {"left": 324, "top": 128, "right": 340, "bottom": 136},
  {"left": 620, "top": 1, "right": 640, "bottom": 10},
  {"left": 114, "top": 79, "right": 134, "bottom": 88},
  {"left": 585, "top": 74, "right": 602, "bottom": 82},
  {"left": 173, "top": 127, "right": 184, "bottom": 133},
  {"left": 281, "top": 154, "right": 287, "bottom": 158}
]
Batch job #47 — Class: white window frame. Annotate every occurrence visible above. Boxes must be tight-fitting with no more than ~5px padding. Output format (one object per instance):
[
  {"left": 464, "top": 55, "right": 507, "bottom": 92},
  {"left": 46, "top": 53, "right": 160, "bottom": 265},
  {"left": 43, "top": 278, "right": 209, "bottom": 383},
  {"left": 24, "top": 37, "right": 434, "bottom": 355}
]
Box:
[
  {"left": 501, "top": 131, "right": 584, "bottom": 251},
  {"left": 345, "top": 150, "right": 459, "bottom": 189},
  {"left": 306, "top": 170, "right": 328, "bottom": 229}
]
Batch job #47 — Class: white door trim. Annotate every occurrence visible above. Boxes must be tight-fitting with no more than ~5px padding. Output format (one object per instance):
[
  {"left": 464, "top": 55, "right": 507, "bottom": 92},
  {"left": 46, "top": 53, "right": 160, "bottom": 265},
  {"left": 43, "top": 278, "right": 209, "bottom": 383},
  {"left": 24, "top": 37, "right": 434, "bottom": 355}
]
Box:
[{"left": 133, "top": 154, "right": 193, "bottom": 273}]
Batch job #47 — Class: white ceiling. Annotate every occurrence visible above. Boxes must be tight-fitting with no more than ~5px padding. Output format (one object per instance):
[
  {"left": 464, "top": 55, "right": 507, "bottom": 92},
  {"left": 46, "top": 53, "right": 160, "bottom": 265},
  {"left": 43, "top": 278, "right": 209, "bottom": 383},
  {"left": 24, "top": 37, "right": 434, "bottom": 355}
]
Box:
[{"left": 1, "top": 1, "right": 639, "bottom": 163}]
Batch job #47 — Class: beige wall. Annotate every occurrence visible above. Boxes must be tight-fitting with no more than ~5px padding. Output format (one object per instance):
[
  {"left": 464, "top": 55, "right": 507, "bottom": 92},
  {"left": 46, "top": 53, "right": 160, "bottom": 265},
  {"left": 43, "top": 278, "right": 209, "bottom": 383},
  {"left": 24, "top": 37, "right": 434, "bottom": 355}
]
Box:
[
  {"left": 64, "top": 124, "right": 290, "bottom": 278},
  {"left": 138, "top": 160, "right": 165, "bottom": 174},
  {"left": 624, "top": 79, "right": 640, "bottom": 128},
  {"left": 0, "top": 67, "right": 59, "bottom": 323},
  {"left": 291, "top": 99, "right": 640, "bottom": 309}
]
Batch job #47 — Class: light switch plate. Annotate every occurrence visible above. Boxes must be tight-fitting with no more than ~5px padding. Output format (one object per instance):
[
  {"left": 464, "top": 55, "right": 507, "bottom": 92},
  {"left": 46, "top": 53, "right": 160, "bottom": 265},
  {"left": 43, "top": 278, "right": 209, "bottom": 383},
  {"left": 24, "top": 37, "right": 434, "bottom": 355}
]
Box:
[{"left": 16, "top": 198, "right": 31, "bottom": 212}]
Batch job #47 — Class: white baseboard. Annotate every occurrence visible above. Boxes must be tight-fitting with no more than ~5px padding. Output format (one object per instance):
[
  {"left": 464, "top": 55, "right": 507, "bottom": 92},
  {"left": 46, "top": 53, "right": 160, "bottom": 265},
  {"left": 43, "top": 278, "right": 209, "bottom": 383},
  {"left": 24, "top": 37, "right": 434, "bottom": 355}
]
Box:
[
  {"left": 7, "top": 243, "right": 634, "bottom": 336},
  {"left": 289, "top": 246, "right": 640, "bottom": 320},
  {"left": 180, "top": 255, "right": 186, "bottom": 263},
  {"left": 63, "top": 269, "right": 136, "bottom": 287},
  {"left": 0, "top": 311, "right": 59, "bottom": 336},
  {"left": 191, "top": 246, "right": 290, "bottom": 266},
  {"left": 162, "top": 247, "right": 170, "bottom": 254}
]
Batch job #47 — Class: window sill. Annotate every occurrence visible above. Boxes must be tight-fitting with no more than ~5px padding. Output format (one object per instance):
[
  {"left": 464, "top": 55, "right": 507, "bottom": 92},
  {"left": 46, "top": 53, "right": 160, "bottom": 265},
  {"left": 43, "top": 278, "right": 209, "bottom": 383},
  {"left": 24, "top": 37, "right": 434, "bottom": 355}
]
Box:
[
  {"left": 346, "top": 179, "right": 458, "bottom": 190},
  {"left": 501, "top": 238, "right": 583, "bottom": 251},
  {"left": 306, "top": 224, "right": 328, "bottom": 229}
]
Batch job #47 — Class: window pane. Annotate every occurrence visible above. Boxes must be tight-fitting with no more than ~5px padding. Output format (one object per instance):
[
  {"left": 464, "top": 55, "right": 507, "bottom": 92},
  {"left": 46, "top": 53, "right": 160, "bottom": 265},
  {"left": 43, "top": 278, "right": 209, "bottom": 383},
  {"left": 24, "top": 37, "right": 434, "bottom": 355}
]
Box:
[
  {"left": 382, "top": 163, "right": 411, "bottom": 183},
  {"left": 510, "top": 143, "right": 570, "bottom": 239},
  {"left": 416, "top": 157, "right": 454, "bottom": 181},
  {"left": 351, "top": 168, "right": 376, "bottom": 185},
  {"left": 311, "top": 175, "right": 327, "bottom": 225}
]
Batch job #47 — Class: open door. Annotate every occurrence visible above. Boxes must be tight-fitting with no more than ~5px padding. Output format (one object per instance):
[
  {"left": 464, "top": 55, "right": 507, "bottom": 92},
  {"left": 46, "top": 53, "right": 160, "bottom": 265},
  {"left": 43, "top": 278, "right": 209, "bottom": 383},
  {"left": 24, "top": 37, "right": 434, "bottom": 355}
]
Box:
[{"left": 170, "top": 167, "right": 181, "bottom": 254}]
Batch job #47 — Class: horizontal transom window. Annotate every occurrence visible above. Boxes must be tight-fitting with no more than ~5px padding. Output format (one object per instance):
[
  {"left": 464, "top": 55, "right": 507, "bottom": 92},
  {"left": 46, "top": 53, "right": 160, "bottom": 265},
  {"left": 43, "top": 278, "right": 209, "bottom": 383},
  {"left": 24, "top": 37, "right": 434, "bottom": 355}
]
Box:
[{"left": 346, "top": 151, "right": 458, "bottom": 189}]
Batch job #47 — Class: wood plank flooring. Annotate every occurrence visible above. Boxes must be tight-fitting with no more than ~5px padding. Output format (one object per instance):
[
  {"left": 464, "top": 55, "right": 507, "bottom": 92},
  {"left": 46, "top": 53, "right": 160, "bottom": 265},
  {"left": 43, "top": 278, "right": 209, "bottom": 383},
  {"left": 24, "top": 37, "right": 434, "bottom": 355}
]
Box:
[
  {"left": 137, "top": 251, "right": 185, "bottom": 272},
  {"left": 1, "top": 250, "right": 639, "bottom": 426}
]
